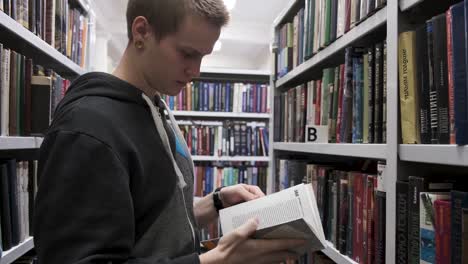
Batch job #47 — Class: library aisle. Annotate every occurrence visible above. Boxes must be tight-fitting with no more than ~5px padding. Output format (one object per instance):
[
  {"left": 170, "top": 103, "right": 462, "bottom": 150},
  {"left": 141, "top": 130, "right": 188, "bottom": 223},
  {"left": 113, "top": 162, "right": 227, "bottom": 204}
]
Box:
[{"left": 0, "top": 0, "right": 467, "bottom": 263}]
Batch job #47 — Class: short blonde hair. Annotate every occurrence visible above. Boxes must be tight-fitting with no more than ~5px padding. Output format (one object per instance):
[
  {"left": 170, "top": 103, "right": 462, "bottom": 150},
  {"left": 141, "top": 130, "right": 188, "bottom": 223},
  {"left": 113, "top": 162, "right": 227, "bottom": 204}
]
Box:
[{"left": 126, "top": 0, "right": 230, "bottom": 41}]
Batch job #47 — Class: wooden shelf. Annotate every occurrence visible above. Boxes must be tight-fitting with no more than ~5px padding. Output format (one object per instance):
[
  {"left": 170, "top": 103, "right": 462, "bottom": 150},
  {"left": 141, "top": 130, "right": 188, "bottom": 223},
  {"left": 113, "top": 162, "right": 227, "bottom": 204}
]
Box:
[
  {"left": 399, "top": 144, "right": 468, "bottom": 167},
  {"left": 172, "top": 111, "right": 270, "bottom": 119},
  {"left": 1, "top": 237, "right": 34, "bottom": 264},
  {"left": 274, "top": 142, "right": 387, "bottom": 160},
  {"left": 322, "top": 242, "right": 358, "bottom": 264},
  {"left": 191, "top": 156, "right": 269, "bottom": 162},
  {"left": 0, "top": 11, "right": 85, "bottom": 79},
  {"left": 0, "top": 137, "right": 43, "bottom": 150},
  {"left": 275, "top": 6, "right": 387, "bottom": 88}
]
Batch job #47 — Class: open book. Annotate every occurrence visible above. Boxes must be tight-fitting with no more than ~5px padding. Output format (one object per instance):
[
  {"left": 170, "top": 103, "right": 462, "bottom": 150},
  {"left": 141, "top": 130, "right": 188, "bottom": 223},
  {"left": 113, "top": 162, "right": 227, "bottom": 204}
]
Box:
[{"left": 219, "top": 183, "right": 326, "bottom": 254}]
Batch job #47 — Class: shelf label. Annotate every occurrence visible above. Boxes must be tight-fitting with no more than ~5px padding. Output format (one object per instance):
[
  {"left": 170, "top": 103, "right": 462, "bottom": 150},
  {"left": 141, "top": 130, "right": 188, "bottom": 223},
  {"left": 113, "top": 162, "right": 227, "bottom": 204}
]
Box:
[{"left": 305, "top": 125, "right": 328, "bottom": 143}]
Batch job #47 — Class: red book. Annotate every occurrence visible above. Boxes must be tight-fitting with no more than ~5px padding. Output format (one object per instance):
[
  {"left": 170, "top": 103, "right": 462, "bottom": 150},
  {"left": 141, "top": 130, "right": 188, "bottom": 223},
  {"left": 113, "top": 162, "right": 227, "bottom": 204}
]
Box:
[
  {"left": 344, "top": 0, "right": 352, "bottom": 32},
  {"left": 435, "top": 199, "right": 451, "bottom": 264},
  {"left": 353, "top": 173, "right": 365, "bottom": 263},
  {"left": 446, "top": 10, "right": 456, "bottom": 144},
  {"left": 366, "top": 175, "right": 377, "bottom": 264},
  {"left": 336, "top": 64, "right": 345, "bottom": 143},
  {"left": 315, "top": 80, "right": 322, "bottom": 125},
  {"left": 261, "top": 84, "right": 268, "bottom": 113}
]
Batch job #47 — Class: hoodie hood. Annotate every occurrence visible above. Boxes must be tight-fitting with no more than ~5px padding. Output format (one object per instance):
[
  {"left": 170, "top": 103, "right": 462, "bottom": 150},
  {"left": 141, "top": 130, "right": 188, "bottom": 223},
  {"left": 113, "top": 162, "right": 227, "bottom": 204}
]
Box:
[{"left": 55, "top": 72, "right": 148, "bottom": 116}]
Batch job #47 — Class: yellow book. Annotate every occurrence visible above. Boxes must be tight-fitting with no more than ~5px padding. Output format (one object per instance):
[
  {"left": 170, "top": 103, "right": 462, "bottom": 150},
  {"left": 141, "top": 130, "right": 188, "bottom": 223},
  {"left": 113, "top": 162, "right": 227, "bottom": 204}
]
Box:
[
  {"left": 398, "top": 31, "right": 420, "bottom": 144},
  {"left": 186, "top": 82, "right": 192, "bottom": 111}
]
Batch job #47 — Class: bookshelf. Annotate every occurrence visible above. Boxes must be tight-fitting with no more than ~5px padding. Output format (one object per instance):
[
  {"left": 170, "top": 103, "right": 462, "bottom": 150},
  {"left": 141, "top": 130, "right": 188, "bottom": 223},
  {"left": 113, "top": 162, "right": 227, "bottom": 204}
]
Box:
[
  {"left": 271, "top": 0, "right": 396, "bottom": 262},
  {"left": 0, "top": 1, "right": 95, "bottom": 262},
  {"left": 0, "top": 237, "right": 34, "bottom": 264},
  {"left": 275, "top": 6, "right": 387, "bottom": 88},
  {"left": 191, "top": 156, "right": 269, "bottom": 162},
  {"left": 172, "top": 111, "right": 270, "bottom": 119},
  {"left": 0, "top": 11, "right": 85, "bottom": 79}
]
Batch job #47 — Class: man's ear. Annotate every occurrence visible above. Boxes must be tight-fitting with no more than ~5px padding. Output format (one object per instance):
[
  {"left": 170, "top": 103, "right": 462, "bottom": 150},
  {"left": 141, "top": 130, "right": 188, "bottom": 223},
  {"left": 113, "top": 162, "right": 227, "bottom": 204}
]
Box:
[{"left": 131, "top": 16, "right": 152, "bottom": 44}]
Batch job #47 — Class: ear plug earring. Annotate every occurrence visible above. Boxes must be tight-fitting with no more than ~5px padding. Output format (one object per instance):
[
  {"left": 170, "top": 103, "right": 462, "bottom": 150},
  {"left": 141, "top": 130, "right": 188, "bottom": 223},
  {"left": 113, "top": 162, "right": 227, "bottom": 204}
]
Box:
[{"left": 135, "top": 41, "right": 144, "bottom": 49}]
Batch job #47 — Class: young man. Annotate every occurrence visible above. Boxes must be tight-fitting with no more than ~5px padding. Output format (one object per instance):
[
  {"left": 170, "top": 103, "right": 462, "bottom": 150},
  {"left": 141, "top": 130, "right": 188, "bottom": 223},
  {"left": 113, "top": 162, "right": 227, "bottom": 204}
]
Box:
[{"left": 34, "top": 0, "right": 304, "bottom": 263}]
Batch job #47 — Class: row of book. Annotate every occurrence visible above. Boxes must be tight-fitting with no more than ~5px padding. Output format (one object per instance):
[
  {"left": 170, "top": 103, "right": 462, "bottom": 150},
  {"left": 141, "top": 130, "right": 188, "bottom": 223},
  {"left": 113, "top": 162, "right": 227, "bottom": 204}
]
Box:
[
  {"left": 178, "top": 121, "right": 269, "bottom": 157},
  {"left": 274, "top": 42, "right": 387, "bottom": 143},
  {"left": 0, "top": 160, "right": 38, "bottom": 252},
  {"left": 396, "top": 175, "right": 468, "bottom": 264},
  {"left": 0, "top": 44, "right": 70, "bottom": 136},
  {"left": 275, "top": 159, "right": 386, "bottom": 264},
  {"left": 0, "top": 0, "right": 90, "bottom": 67},
  {"left": 399, "top": 1, "right": 468, "bottom": 145},
  {"left": 193, "top": 164, "right": 269, "bottom": 197},
  {"left": 275, "top": 0, "right": 386, "bottom": 78},
  {"left": 162, "top": 81, "right": 270, "bottom": 113}
]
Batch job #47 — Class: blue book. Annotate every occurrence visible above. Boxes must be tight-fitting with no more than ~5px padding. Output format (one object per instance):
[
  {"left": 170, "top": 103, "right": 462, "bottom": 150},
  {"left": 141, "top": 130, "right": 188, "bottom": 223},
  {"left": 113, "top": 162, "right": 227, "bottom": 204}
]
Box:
[
  {"left": 225, "top": 82, "right": 231, "bottom": 112},
  {"left": 256, "top": 84, "right": 262, "bottom": 113},
  {"left": 203, "top": 83, "right": 209, "bottom": 111},
  {"left": 352, "top": 57, "right": 364, "bottom": 143},
  {"left": 452, "top": 2, "right": 468, "bottom": 145}
]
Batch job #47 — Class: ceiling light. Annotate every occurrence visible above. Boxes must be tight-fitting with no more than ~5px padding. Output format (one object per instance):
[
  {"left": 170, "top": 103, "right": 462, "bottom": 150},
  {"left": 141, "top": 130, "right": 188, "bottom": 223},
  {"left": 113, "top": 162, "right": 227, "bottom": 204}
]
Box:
[
  {"left": 223, "top": 0, "right": 237, "bottom": 11},
  {"left": 213, "top": 41, "right": 222, "bottom": 52}
]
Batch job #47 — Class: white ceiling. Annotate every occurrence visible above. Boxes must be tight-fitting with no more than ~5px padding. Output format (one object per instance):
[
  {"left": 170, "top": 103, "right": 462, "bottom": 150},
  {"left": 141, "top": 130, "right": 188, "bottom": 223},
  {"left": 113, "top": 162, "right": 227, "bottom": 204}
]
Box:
[{"left": 91, "top": 0, "right": 292, "bottom": 71}]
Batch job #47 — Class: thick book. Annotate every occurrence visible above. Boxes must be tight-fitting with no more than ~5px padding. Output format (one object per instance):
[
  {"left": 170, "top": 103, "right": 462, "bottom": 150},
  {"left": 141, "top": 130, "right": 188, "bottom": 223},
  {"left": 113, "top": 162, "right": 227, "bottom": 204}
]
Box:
[
  {"left": 416, "top": 25, "right": 431, "bottom": 144},
  {"left": 398, "top": 31, "right": 420, "bottom": 144},
  {"left": 219, "top": 183, "right": 327, "bottom": 254},
  {"left": 30, "top": 75, "right": 52, "bottom": 135},
  {"left": 450, "top": 2, "right": 468, "bottom": 145},
  {"left": 432, "top": 14, "right": 450, "bottom": 144}
]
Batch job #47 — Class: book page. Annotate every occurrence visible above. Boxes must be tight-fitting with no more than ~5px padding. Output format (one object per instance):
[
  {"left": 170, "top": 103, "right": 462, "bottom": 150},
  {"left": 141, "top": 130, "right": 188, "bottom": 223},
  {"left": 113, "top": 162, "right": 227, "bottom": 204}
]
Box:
[{"left": 220, "top": 185, "right": 305, "bottom": 234}]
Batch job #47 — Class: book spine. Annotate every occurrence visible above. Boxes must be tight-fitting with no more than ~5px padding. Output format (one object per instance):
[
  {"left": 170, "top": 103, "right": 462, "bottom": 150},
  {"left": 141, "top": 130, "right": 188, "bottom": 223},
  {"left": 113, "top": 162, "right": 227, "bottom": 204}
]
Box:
[
  {"left": 341, "top": 48, "right": 354, "bottom": 143},
  {"left": 382, "top": 42, "right": 387, "bottom": 143},
  {"left": 446, "top": 10, "right": 455, "bottom": 144},
  {"left": 434, "top": 199, "right": 451, "bottom": 264},
  {"left": 416, "top": 25, "right": 431, "bottom": 144},
  {"left": 375, "top": 190, "right": 386, "bottom": 264},
  {"left": 452, "top": 3, "right": 468, "bottom": 145},
  {"left": 408, "top": 176, "right": 424, "bottom": 264},
  {"left": 368, "top": 47, "right": 375, "bottom": 143},
  {"left": 396, "top": 181, "right": 409, "bottom": 264},
  {"left": 432, "top": 14, "right": 450, "bottom": 144},
  {"left": 398, "top": 31, "right": 420, "bottom": 144},
  {"left": 374, "top": 42, "right": 383, "bottom": 143},
  {"left": 336, "top": 65, "right": 345, "bottom": 143},
  {"left": 346, "top": 172, "right": 354, "bottom": 257},
  {"left": 352, "top": 173, "right": 364, "bottom": 262},
  {"left": 451, "top": 191, "right": 468, "bottom": 264},
  {"left": 427, "top": 20, "right": 439, "bottom": 144}
]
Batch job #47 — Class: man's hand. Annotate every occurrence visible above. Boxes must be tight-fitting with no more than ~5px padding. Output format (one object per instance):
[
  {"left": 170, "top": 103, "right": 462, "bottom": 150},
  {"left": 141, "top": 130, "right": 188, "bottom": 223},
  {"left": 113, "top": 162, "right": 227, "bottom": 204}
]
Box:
[
  {"left": 219, "top": 184, "right": 265, "bottom": 208},
  {"left": 199, "top": 218, "right": 305, "bottom": 264}
]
